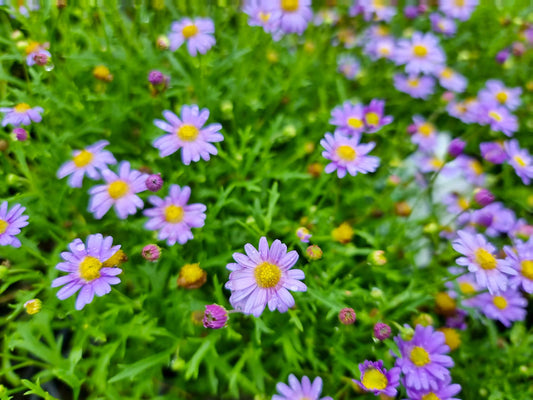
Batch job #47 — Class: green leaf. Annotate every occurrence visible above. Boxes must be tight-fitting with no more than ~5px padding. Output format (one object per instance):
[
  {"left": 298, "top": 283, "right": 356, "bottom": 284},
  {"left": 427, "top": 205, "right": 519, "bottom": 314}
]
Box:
[{"left": 108, "top": 349, "right": 173, "bottom": 383}]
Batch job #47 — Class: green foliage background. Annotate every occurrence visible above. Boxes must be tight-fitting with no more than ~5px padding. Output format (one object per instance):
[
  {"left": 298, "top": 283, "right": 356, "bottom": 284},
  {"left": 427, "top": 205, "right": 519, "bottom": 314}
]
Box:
[{"left": 0, "top": 0, "right": 532, "bottom": 399}]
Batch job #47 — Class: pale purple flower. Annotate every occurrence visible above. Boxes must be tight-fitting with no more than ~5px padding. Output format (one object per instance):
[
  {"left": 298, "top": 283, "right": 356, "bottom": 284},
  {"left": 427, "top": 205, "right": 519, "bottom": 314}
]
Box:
[
  {"left": 296, "top": 227, "right": 311, "bottom": 243},
  {"left": 0, "top": 103, "right": 43, "bottom": 127},
  {"left": 276, "top": 0, "right": 313, "bottom": 35},
  {"left": 393, "top": 325, "right": 454, "bottom": 391},
  {"left": 88, "top": 161, "right": 147, "bottom": 219},
  {"left": 394, "top": 74, "right": 436, "bottom": 99},
  {"left": 153, "top": 105, "right": 223, "bottom": 165},
  {"left": 354, "top": 0, "right": 396, "bottom": 22},
  {"left": 353, "top": 360, "right": 401, "bottom": 397},
  {"left": 441, "top": 192, "right": 471, "bottom": 216},
  {"left": 476, "top": 101, "right": 518, "bottom": 137},
  {"left": 143, "top": 184, "right": 206, "bottom": 246},
  {"left": 363, "top": 99, "right": 393, "bottom": 133},
  {"left": 446, "top": 99, "right": 477, "bottom": 124},
  {"left": 429, "top": 13, "right": 457, "bottom": 37},
  {"left": 329, "top": 101, "right": 365, "bottom": 137},
  {"left": 439, "top": 0, "right": 478, "bottom": 21},
  {"left": 273, "top": 375, "right": 332, "bottom": 400},
  {"left": 0, "top": 202, "right": 29, "bottom": 248},
  {"left": 503, "top": 238, "right": 533, "bottom": 293},
  {"left": 453, "top": 155, "right": 486, "bottom": 186},
  {"left": 478, "top": 80, "right": 522, "bottom": 111},
  {"left": 404, "top": 5, "right": 420, "bottom": 19},
  {"left": 168, "top": 17, "right": 215, "bottom": 56},
  {"left": 504, "top": 139, "right": 533, "bottom": 185},
  {"left": 243, "top": 0, "right": 281, "bottom": 34},
  {"left": 437, "top": 66, "right": 467, "bottom": 93},
  {"left": 471, "top": 202, "right": 516, "bottom": 237},
  {"left": 405, "top": 376, "right": 461, "bottom": 400},
  {"left": 445, "top": 268, "right": 481, "bottom": 308},
  {"left": 411, "top": 115, "right": 438, "bottom": 151},
  {"left": 337, "top": 54, "right": 360, "bottom": 80},
  {"left": 363, "top": 36, "right": 396, "bottom": 61},
  {"left": 480, "top": 141, "right": 507, "bottom": 164},
  {"left": 320, "top": 132, "right": 380, "bottom": 178},
  {"left": 51, "top": 234, "right": 122, "bottom": 310},
  {"left": 477, "top": 289, "right": 527, "bottom": 327},
  {"left": 57, "top": 140, "right": 117, "bottom": 188},
  {"left": 452, "top": 230, "right": 516, "bottom": 294},
  {"left": 225, "top": 237, "right": 306, "bottom": 317},
  {"left": 312, "top": 8, "right": 340, "bottom": 26},
  {"left": 27, "top": 48, "right": 51, "bottom": 67},
  {"left": 394, "top": 31, "right": 446, "bottom": 75}
]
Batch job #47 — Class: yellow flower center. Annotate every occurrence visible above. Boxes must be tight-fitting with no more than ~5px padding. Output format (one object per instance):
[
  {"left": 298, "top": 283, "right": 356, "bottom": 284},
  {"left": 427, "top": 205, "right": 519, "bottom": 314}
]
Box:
[
  {"left": 336, "top": 145, "right": 356, "bottom": 161},
  {"left": 347, "top": 117, "right": 363, "bottom": 129},
  {"left": 513, "top": 155, "right": 526, "bottom": 167},
  {"left": 418, "top": 123, "right": 434, "bottom": 136},
  {"left": 496, "top": 91, "right": 508, "bottom": 103},
  {"left": 93, "top": 65, "right": 111, "bottom": 80},
  {"left": 379, "top": 47, "right": 391, "bottom": 56},
  {"left": 0, "top": 219, "right": 8, "bottom": 234},
  {"left": 254, "top": 261, "right": 282, "bottom": 288},
  {"left": 430, "top": 158, "right": 444, "bottom": 169},
  {"left": 332, "top": 222, "right": 354, "bottom": 244},
  {"left": 176, "top": 124, "right": 199, "bottom": 141},
  {"left": 439, "top": 328, "right": 461, "bottom": 351},
  {"left": 73, "top": 150, "right": 93, "bottom": 168},
  {"left": 281, "top": 0, "right": 299, "bottom": 12},
  {"left": 410, "top": 346, "right": 430, "bottom": 367},
  {"left": 258, "top": 11, "right": 271, "bottom": 22},
  {"left": 372, "top": 0, "right": 385, "bottom": 8},
  {"left": 521, "top": 260, "right": 533, "bottom": 280},
  {"left": 25, "top": 41, "right": 41, "bottom": 55},
  {"left": 474, "top": 248, "right": 497, "bottom": 270},
  {"left": 488, "top": 111, "right": 502, "bottom": 122},
  {"left": 422, "top": 393, "right": 441, "bottom": 400},
  {"left": 361, "top": 368, "right": 388, "bottom": 390},
  {"left": 179, "top": 263, "right": 205, "bottom": 285},
  {"left": 459, "top": 281, "right": 476, "bottom": 295},
  {"left": 435, "top": 292, "right": 456, "bottom": 313},
  {"left": 493, "top": 295, "right": 507, "bottom": 310},
  {"left": 24, "top": 299, "right": 42, "bottom": 315},
  {"left": 469, "top": 160, "right": 483, "bottom": 175},
  {"left": 365, "top": 112, "right": 379, "bottom": 126},
  {"left": 164, "top": 205, "right": 184, "bottom": 223},
  {"left": 14, "top": 103, "right": 31, "bottom": 113},
  {"left": 102, "top": 249, "right": 127, "bottom": 268},
  {"left": 413, "top": 45, "right": 428, "bottom": 57},
  {"left": 182, "top": 24, "right": 198, "bottom": 38},
  {"left": 440, "top": 68, "right": 453, "bottom": 79},
  {"left": 408, "top": 78, "right": 419, "bottom": 88},
  {"left": 455, "top": 0, "right": 465, "bottom": 5},
  {"left": 79, "top": 256, "right": 103, "bottom": 281},
  {"left": 108, "top": 180, "right": 129, "bottom": 200},
  {"left": 458, "top": 197, "right": 469, "bottom": 210}
]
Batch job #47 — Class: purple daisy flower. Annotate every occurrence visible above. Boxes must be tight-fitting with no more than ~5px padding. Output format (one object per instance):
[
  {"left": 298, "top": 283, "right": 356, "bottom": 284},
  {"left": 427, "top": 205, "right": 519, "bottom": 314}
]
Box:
[
  {"left": 337, "top": 54, "right": 360, "bottom": 80},
  {"left": 429, "top": 13, "right": 457, "bottom": 37},
  {"left": 394, "top": 74, "right": 436, "bottom": 99},
  {"left": 168, "top": 17, "right": 215, "bottom": 56},
  {"left": 26, "top": 46, "right": 51, "bottom": 67},
  {"left": 364, "top": 36, "right": 396, "bottom": 61},
  {"left": 480, "top": 141, "right": 507, "bottom": 164},
  {"left": 394, "top": 31, "right": 446, "bottom": 75},
  {"left": 57, "top": 140, "right": 117, "bottom": 188},
  {"left": 446, "top": 99, "right": 476, "bottom": 123},
  {"left": 272, "top": 374, "right": 332, "bottom": 400},
  {"left": 437, "top": 66, "right": 467, "bottom": 93},
  {"left": 445, "top": 268, "right": 481, "bottom": 308},
  {"left": 329, "top": 101, "right": 365, "bottom": 137},
  {"left": 276, "top": 0, "right": 313, "bottom": 35},
  {"left": 88, "top": 161, "right": 147, "bottom": 220},
  {"left": 153, "top": 105, "right": 223, "bottom": 165},
  {"left": 439, "top": 0, "right": 478, "bottom": 21},
  {"left": 363, "top": 99, "right": 393, "bottom": 133},
  {"left": 452, "top": 230, "right": 516, "bottom": 294},
  {"left": 476, "top": 101, "right": 518, "bottom": 137},
  {"left": 453, "top": 155, "right": 486, "bottom": 186},
  {"left": 143, "top": 184, "right": 206, "bottom": 246},
  {"left": 0, "top": 103, "right": 43, "bottom": 127},
  {"left": 51, "top": 234, "right": 122, "bottom": 310},
  {"left": 320, "top": 132, "right": 380, "bottom": 178},
  {"left": 477, "top": 289, "right": 527, "bottom": 327},
  {"left": 410, "top": 115, "right": 438, "bottom": 151},
  {"left": 243, "top": 0, "right": 281, "bottom": 34},
  {"left": 504, "top": 139, "right": 533, "bottom": 185},
  {"left": 471, "top": 202, "right": 516, "bottom": 237},
  {"left": 225, "top": 237, "right": 306, "bottom": 317},
  {"left": 0, "top": 202, "right": 29, "bottom": 248},
  {"left": 478, "top": 80, "right": 522, "bottom": 111},
  {"left": 503, "top": 238, "right": 533, "bottom": 293},
  {"left": 405, "top": 376, "right": 461, "bottom": 400},
  {"left": 394, "top": 325, "right": 454, "bottom": 391},
  {"left": 352, "top": 360, "right": 401, "bottom": 397},
  {"left": 355, "top": 0, "right": 396, "bottom": 22}
]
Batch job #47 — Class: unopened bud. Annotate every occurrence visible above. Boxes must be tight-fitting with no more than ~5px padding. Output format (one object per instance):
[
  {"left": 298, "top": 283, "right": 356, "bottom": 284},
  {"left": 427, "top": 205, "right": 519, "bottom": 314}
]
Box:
[
  {"left": 203, "top": 304, "right": 228, "bottom": 329},
  {"left": 24, "top": 299, "right": 42, "bottom": 315},
  {"left": 305, "top": 244, "right": 323, "bottom": 260},
  {"left": 474, "top": 188, "right": 495, "bottom": 207},
  {"left": 338, "top": 307, "right": 356, "bottom": 325},
  {"left": 13, "top": 128, "right": 28, "bottom": 141},
  {"left": 373, "top": 322, "right": 391, "bottom": 340},
  {"left": 145, "top": 173, "right": 163, "bottom": 192},
  {"left": 142, "top": 244, "right": 161, "bottom": 262},
  {"left": 368, "top": 250, "right": 387, "bottom": 266}
]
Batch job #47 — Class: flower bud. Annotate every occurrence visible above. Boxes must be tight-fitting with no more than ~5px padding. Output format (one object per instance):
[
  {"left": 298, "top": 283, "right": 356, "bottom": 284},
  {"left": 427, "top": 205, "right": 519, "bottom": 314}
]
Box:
[
  {"left": 338, "top": 307, "right": 356, "bottom": 325},
  {"left": 142, "top": 244, "right": 161, "bottom": 262},
  {"left": 307, "top": 162, "right": 323, "bottom": 177},
  {"left": 474, "top": 188, "right": 495, "bottom": 207},
  {"left": 435, "top": 292, "right": 456, "bottom": 316},
  {"left": 368, "top": 250, "right": 387, "bottom": 266},
  {"left": 413, "top": 313, "right": 434, "bottom": 327},
  {"left": 404, "top": 5, "right": 419, "bottom": 19},
  {"left": 156, "top": 35, "right": 170, "bottom": 50},
  {"left": 373, "top": 322, "right": 391, "bottom": 340},
  {"left": 448, "top": 138, "right": 465, "bottom": 158},
  {"left": 13, "top": 128, "right": 28, "bottom": 141},
  {"left": 24, "top": 299, "right": 42, "bottom": 315},
  {"left": 496, "top": 48, "right": 510, "bottom": 64},
  {"left": 145, "top": 173, "right": 163, "bottom": 192},
  {"left": 296, "top": 227, "right": 311, "bottom": 243},
  {"left": 400, "top": 325, "right": 415, "bottom": 341},
  {"left": 394, "top": 201, "right": 411, "bottom": 217},
  {"left": 148, "top": 70, "right": 165, "bottom": 85},
  {"left": 203, "top": 304, "right": 228, "bottom": 329},
  {"left": 305, "top": 244, "right": 323, "bottom": 260}
]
